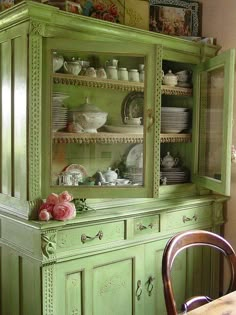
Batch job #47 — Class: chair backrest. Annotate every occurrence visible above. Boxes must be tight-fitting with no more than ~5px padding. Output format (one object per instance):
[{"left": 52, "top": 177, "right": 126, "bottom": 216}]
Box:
[{"left": 162, "top": 230, "right": 236, "bottom": 315}]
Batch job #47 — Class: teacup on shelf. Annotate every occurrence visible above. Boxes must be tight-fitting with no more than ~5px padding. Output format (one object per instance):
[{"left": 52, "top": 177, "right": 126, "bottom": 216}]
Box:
[{"left": 124, "top": 116, "right": 142, "bottom": 125}]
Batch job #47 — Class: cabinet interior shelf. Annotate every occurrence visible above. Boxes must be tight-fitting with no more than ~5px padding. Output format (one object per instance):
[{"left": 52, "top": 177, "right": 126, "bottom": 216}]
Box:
[
  {"left": 53, "top": 132, "right": 191, "bottom": 144},
  {"left": 53, "top": 73, "right": 192, "bottom": 95}
]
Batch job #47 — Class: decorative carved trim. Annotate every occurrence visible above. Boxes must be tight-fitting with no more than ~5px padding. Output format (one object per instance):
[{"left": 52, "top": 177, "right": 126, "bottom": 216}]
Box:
[
  {"left": 153, "top": 45, "right": 162, "bottom": 197},
  {"left": 28, "top": 31, "right": 42, "bottom": 200},
  {"left": 30, "top": 21, "right": 45, "bottom": 36},
  {"left": 42, "top": 263, "right": 55, "bottom": 315},
  {"left": 53, "top": 132, "right": 191, "bottom": 144},
  {"left": 41, "top": 230, "right": 57, "bottom": 260},
  {"left": 53, "top": 132, "right": 143, "bottom": 144},
  {"left": 160, "top": 133, "right": 191, "bottom": 143},
  {"left": 53, "top": 73, "right": 144, "bottom": 92},
  {"left": 53, "top": 74, "right": 192, "bottom": 95},
  {"left": 161, "top": 85, "right": 192, "bottom": 96}
]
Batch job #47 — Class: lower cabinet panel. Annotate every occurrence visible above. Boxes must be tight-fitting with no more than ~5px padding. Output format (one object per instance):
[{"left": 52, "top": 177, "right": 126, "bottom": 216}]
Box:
[
  {"left": 0, "top": 199, "right": 224, "bottom": 315},
  {"left": 54, "top": 246, "right": 144, "bottom": 315}
]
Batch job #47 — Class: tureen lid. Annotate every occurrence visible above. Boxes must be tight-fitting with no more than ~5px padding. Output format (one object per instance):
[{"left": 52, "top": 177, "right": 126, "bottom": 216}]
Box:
[
  {"left": 164, "top": 70, "right": 177, "bottom": 78},
  {"left": 73, "top": 97, "right": 103, "bottom": 113}
]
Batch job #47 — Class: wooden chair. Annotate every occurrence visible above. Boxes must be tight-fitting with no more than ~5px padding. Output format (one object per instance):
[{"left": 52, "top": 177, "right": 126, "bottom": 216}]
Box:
[{"left": 162, "top": 230, "right": 236, "bottom": 315}]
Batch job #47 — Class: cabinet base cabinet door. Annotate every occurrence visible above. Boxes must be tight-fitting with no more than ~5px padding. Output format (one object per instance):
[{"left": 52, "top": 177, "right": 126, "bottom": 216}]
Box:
[{"left": 54, "top": 247, "right": 144, "bottom": 315}]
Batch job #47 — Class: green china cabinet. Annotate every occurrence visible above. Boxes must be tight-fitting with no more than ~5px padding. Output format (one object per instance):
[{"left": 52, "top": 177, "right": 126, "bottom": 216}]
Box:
[{"left": 0, "top": 1, "right": 234, "bottom": 315}]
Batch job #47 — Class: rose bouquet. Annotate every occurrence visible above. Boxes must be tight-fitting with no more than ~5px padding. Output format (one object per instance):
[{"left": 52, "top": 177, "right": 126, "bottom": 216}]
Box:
[{"left": 38, "top": 191, "right": 76, "bottom": 221}]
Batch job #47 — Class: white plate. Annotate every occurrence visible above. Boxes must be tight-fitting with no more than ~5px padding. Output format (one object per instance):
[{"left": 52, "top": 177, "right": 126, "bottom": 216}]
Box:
[
  {"left": 104, "top": 125, "right": 143, "bottom": 134},
  {"left": 161, "top": 107, "right": 189, "bottom": 112},
  {"left": 126, "top": 144, "right": 143, "bottom": 167}
]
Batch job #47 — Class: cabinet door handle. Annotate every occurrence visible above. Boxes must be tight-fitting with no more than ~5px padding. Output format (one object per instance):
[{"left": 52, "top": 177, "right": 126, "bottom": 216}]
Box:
[
  {"left": 147, "top": 109, "right": 155, "bottom": 132},
  {"left": 147, "top": 276, "right": 155, "bottom": 296},
  {"left": 136, "top": 280, "right": 142, "bottom": 300},
  {"left": 81, "top": 230, "right": 103, "bottom": 243},
  {"left": 138, "top": 223, "right": 154, "bottom": 230},
  {"left": 182, "top": 214, "right": 198, "bottom": 223}
]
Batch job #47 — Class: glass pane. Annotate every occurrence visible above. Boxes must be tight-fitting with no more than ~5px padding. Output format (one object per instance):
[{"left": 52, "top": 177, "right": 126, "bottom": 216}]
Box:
[
  {"left": 51, "top": 51, "right": 145, "bottom": 188},
  {"left": 198, "top": 66, "right": 224, "bottom": 180}
]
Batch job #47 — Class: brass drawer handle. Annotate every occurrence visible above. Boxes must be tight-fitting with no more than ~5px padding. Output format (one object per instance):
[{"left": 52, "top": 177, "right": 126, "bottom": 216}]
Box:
[
  {"left": 182, "top": 214, "right": 198, "bottom": 223},
  {"left": 136, "top": 280, "right": 142, "bottom": 300},
  {"left": 147, "top": 276, "right": 155, "bottom": 296},
  {"left": 81, "top": 230, "right": 103, "bottom": 243},
  {"left": 138, "top": 223, "right": 154, "bottom": 231}
]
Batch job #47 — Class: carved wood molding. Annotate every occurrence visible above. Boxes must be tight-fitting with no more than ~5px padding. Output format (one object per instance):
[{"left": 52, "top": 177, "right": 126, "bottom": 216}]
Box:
[
  {"left": 53, "top": 132, "right": 143, "bottom": 144},
  {"left": 41, "top": 230, "right": 57, "bottom": 260},
  {"left": 42, "top": 263, "right": 56, "bottom": 315},
  {"left": 53, "top": 74, "right": 192, "bottom": 95},
  {"left": 161, "top": 85, "right": 192, "bottom": 96},
  {"left": 28, "top": 31, "right": 42, "bottom": 200},
  {"left": 160, "top": 133, "right": 191, "bottom": 143},
  {"left": 53, "top": 73, "right": 144, "bottom": 92}
]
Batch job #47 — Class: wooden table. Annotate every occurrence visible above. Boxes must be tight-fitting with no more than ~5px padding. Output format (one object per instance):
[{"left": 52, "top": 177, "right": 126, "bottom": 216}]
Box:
[{"left": 187, "top": 291, "right": 236, "bottom": 314}]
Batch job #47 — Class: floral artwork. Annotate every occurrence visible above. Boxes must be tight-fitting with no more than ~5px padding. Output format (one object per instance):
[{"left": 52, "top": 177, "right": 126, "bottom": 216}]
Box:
[
  {"left": 38, "top": 191, "right": 76, "bottom": 221},
  {"left": 149, "top": 0, "right": 200, "bottom": 36},
  {"left": 81, "top": 0, "right": 123, "bottom": 23}
]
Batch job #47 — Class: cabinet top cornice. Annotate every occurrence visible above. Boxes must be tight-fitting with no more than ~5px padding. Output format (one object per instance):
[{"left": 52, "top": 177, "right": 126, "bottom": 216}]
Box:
[{"left": 0, "top": 0, "right": 220, "bottom": 57}]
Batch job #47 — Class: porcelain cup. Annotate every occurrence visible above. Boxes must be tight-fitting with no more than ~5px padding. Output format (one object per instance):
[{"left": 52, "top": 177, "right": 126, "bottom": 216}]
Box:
[
  {"left": 106, "top": 66, "right": 118, "bottom": 80},
  {"left": 124, "top": 116, "right": 142, "bottom": 125},
  {"left": 175, "top": 70, "right": 190, "bottom": 83},
  {"left": 128, "top": 69, "right": 139, "bottom": 82},
  {"left": 118, "top": 67, "right": 128, "bottom": 81},
  {"left": 85, "top": 67, "right": 97, "bottom": 78},
  {"left": 96, "top": 67, "right": 107, "bottom": 79}
]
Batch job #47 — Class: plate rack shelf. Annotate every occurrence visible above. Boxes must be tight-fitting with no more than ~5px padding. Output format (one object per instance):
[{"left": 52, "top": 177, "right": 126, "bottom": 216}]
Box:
[
  {"left": 53, "top": 132, "right": 191, "bottom": 144},
  {"left": 53, "top": 73, "right": 193, "bottom": 96}
]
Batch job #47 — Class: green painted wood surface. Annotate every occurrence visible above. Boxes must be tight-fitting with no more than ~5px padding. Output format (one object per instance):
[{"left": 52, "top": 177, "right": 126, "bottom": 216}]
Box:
[
  {"left": 0, "top": 195, "right": 226, "bottom": 314},
  {"left": 0, "top": 1, "right": 227, "bottom": 219}
]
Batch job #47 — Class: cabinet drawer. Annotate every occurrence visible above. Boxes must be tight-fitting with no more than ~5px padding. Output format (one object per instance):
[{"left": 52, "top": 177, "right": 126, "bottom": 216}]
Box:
[
  {"left": 57, "top": 221, "right": 125, "bottom": 252},
  {"left": 134, "top": 214, "right": 160, "bottom": 236},
  {"left": 165, "top": 205, "right": 212, "bottom": 230}
]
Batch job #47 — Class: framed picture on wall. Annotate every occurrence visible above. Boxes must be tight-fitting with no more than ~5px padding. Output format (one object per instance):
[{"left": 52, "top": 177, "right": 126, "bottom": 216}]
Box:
[{"left": 149, "top": 0, "right": 201, "bottom": 36}]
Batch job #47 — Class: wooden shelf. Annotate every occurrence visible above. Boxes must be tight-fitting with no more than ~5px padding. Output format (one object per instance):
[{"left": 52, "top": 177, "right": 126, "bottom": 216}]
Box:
[
  {"left": 53, "top": 132, "right": 191, "bottom": 144},
  {"left": 53, "top": 73, "right": 192, "bottom": 96}
]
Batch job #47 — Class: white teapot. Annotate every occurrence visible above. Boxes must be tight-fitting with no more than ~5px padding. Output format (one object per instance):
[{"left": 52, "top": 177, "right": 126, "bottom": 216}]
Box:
[
  {"left": 64, "top": 58, "right": 82, "bottom": 75},
  {"left": 98, "top": 167, "right": 119, "bottom": 183},
  {"left": 161, "top": 152, "right": 179, "bottom": 169},
  {"left": 162, "top": 70, "right": 178, "bottom": 86}
]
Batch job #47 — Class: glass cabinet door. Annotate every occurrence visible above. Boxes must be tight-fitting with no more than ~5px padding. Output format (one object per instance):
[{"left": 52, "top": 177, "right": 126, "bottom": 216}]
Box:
[
  {"left": 42, "top": 39, "right": 160, "bottom": 199},
  {"left": 192, "top": 49, "right": 235, "bottom": 195}
]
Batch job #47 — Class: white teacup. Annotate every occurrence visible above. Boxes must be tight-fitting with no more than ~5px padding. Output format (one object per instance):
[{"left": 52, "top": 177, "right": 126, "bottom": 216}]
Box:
[
  {"left": 124, "top": 117, "right": 142, "bottom": 125},
  {"left": 106, "top": 66, "right": 118, "bottom": 80},
  {"left": 96, "top": 67, "right": 107, "bottom": 79},
  {"left": 85, "top": 67, "right": 97, "bottom": 78}
]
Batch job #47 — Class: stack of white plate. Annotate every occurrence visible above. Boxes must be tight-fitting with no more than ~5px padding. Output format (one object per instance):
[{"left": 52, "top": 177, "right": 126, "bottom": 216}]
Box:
[
  {"left": 52, "top": 93, "right": 69, "bottom": 132},
  {"left": 160, "top": 167, "right": 190, "bottom": 185},
  {"left": 161, "top": 107, "right": 190, "bottom": 133}
]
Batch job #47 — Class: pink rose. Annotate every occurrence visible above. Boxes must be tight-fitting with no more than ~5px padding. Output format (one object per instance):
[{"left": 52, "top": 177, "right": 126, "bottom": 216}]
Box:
[
  {"left": 52, "top": 202, "right": 76, "bottom": 221},
  {"left": 102, "top": 12, "right": 115, "bottom": 22},
  {"left": 39, "top": 202, "right": 55, "bottom": 214},
  {"left": 108, "top": 4, "right": 118, "bottom": 16},
  {"left": 39, "top": 210, "right": 52, "bottom": 221},
  {"left": 46, "top": 193, "right": 59, "bottom": 205},
  {"left": 58, "top": 191, "right": 73, "bottom": 203}
]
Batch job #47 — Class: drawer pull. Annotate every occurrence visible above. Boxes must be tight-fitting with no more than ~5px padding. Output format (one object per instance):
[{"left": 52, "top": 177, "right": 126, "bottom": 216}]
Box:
[
  {"left": 81, "top": 230, "right": 103, "bottom": 243},
  {"left": 147, "top": 276, "right": 155, "bottom": 296},
  {"left": 183, "top": 214, "right": 198, "bottom": 223},
  {"left": 136, "top": 280, "right": 142, "bottom": 300},
  {"left": 138, "top": 223, "right": 154, "bottom": 230}
]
